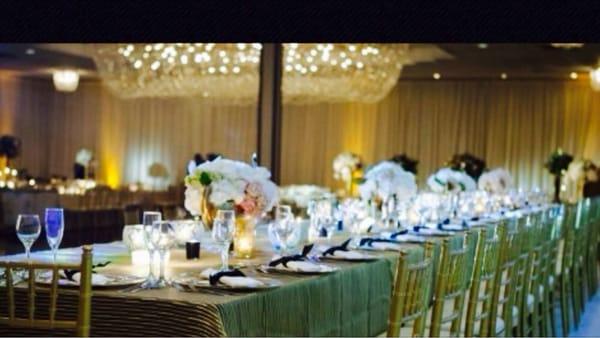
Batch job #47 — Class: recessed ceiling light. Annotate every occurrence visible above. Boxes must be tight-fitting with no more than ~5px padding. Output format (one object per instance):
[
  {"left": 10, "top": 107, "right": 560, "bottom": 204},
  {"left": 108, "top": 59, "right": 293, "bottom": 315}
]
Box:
[
  {"left": 477, "top": 43, "right": 488, "bottom": 49},
  {"left": 25, "top": 48, "right": 35, "bottom": 55},
  {"left": 433, "top": 72, "right": 441, "bottom": 80},
  {"left": 570, "top": 72, "right": 578, "bottom": 80},
  {"left": 500, "top": 73, "right": 507, "bottom": 80}
]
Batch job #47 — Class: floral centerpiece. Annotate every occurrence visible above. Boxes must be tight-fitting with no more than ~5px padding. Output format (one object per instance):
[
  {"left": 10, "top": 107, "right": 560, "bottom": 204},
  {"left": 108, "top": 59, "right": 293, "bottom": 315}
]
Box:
[
  {"left": 447, "top": 153, "right": 486, "bottom": 180},
  {"left": 389, "top": 153, "right": 418, "bottom": 174},
  {"left": 279, "top": 184, "right": 335, "bottom": 216},
  {"left": 477, "top": 168, "right": 513, "bottom": 194},
  {"left": 184, "top": 157, "right": 278, "bottom": 258},
  {"left": 427, "top": 167, "right": 477, "bottom": 193},
  {"left": 333, "top": 152, "right": 363, "bottom": 196},
  {"left": 563, "top": 160, "right": 585, "bottom": 203},
  {"left": 358, "top": 161, "right": 418, "bottom": 203}
]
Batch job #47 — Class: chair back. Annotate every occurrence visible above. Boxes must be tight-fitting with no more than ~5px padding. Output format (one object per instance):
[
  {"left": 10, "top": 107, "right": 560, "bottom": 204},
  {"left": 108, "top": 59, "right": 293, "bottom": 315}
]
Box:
[
  {"left": 0, "top": 246, "right": 93, "bottom": 337},
  {"left": 429, "top": 232, "right": 474, "bottom": 337},
  {"left": 464, "top": 225, "right": 502, "bottom": 337},
  {"left": 489, "top": 217, "right": 521, "bottom": 336},
  {"left": 386, "top": 243, "right": 435, "bottom": 337}
]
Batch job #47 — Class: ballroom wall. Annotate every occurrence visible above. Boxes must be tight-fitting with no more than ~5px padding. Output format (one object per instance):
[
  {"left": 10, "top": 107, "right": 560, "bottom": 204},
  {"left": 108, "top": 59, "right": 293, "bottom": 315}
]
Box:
[{"left": 1, "top": 75, "right": 599, "bottom": 191}]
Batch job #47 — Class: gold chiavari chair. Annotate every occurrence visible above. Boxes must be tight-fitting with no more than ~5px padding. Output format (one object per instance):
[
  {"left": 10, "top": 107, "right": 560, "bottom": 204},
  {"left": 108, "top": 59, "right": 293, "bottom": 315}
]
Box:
[
  {"left": 386, "top": 244, "right": 435, "bottom": 337},
  {"left": 511, "top": 216, "right": 535, "bottom": 336},
  {"left": 428, "top": 232, "right": 474, "bottom": 337},
  {"left": 570, "top": 198, "right": 591, "bottom": 329},
  {"left": 521, "top": 210, "right": 548, "bottom": 337},
  {"left": 558, "top": 203, "right": 578, "bottom": 335},
  {"left": 538, "top": 206, "right": 562, "bottom": 337},
  {"left": 586, "top": 197, "right": 600, "bottom": 298},
  {"left": 489, "top": 218, "right": 521, "bottom": 337},
  {"left": 464, "top": 225, "right": 503, "bottom": 337},
  {"left": 0, "top": 246, "right": 93, "bottom": 337}
]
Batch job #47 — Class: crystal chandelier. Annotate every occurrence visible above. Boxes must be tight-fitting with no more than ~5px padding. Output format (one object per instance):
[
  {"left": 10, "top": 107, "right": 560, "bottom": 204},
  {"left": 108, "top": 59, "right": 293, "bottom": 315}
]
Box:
[{"left": 91, "top": 43, "right": 409, "bottom": 104}]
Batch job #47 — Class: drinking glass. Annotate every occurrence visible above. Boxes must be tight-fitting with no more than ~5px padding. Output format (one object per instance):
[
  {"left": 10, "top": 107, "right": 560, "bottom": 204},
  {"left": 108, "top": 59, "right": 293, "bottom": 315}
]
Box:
[
  {"left": 212, "top": 210, "right": 235, "bottom": 271},
  {"left": 44, "top": 208, "right": 64, "bottom": 262},
  {"left": 141, "top": 211, "right": 162, "bottom": 288},
  {"left": 16, "top": 214, "right": 41, "bottom": 261},
  {"left": 149, "top": 221, "right": 175, "bottom": 288},
  {"left": 269, "top": 205, "right": 295, "bottom": 254},
  {"left": 316, "top": 199, "right": 336, "bottom": 243}
]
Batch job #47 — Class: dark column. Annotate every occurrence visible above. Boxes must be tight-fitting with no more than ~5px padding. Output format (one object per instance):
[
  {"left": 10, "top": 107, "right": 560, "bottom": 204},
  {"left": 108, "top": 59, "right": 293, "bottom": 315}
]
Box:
[{"left": 256, "top": 43, "right": 283, "bottom": 183}]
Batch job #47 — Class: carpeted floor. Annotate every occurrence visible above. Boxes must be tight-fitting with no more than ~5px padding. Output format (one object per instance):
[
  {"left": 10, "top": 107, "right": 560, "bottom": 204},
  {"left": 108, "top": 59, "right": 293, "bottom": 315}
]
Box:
[{"left": 570, "top": 291, "right": 600, "bottom": 337}]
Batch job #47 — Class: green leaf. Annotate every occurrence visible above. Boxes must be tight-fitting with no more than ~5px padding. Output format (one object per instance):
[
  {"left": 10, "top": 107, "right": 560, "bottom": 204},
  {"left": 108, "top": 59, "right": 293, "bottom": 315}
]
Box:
[
  {"left": 199, "top": 172, "right": 212, "bottom": 186},
  {"left": 353, "top": 177, "right": 366, "bottom": 184}
]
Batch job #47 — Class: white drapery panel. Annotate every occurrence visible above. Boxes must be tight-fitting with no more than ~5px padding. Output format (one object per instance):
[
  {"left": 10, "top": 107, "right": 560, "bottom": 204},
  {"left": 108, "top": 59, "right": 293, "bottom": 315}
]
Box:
[{"left": 1, "top": 76, "right": 599, "bottom": 191}]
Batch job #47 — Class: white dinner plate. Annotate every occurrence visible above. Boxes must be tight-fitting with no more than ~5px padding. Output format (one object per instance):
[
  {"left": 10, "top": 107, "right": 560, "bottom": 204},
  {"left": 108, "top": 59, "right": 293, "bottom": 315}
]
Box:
[{"left": 258, "top": 263, "right": 338, "bottom": 275}]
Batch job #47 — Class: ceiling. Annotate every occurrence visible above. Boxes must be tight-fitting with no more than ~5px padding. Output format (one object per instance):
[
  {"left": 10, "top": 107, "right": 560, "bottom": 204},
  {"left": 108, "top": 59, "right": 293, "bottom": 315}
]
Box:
[{"left": 1, "top": 43, "right": 599, "bottom": 81}]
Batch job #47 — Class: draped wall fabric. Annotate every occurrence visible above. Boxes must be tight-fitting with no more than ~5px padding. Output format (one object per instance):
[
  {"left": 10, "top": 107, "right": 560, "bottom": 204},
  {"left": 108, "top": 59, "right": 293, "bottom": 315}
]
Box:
[
  {"left": 0, "top": 77, "right": 258, "bottom": 188},
  {"left": 282, "top": 81, "right": 600, "bottom": 191},
  {"left": 1, "top": 76, "right": 599, "bottom": 192}
]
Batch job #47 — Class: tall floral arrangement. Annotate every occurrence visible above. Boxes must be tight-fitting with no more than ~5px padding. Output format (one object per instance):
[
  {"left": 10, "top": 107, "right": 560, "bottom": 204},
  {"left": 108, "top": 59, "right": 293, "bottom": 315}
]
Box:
[
  {"left": 427, "top": 167, "right": 477, "bottom": 193},
  {"left": 358, "top": 161, "right": 418, "bottom": 202},
  {"left": 333, "top": 152, "right": 363, "bottom": 196},
  {"left": 184, "top": 158, "right": 278, "bottom": 221},
  {"left": 545, "top": 148, "right": 574, "bottom": 202},
  {"left": 478, "top": 168, "right": 513, "bottom": 194}
]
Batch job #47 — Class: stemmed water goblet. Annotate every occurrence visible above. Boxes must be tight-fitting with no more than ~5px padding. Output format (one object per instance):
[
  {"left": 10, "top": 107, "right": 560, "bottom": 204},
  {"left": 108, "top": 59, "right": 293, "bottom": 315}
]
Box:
[
  {"left": 44, "top": 208, "right": 64, "bottom": 263},
  {"left": 141, "top": 211, "right": 162, "bottom": 289},
  {"left": 16, "top": 214, "right": 41, "bottom": 261},
  {"left": 149, "top": 221, "right": 175, "bottom": 288},
  {"left": 212, "top": 209, "right": 235, "bottom": 271}
]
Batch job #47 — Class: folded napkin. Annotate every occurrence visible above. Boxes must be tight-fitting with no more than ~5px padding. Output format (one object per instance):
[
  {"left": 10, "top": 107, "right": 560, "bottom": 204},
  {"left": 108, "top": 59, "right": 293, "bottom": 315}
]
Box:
[
  {"left": 201, "top": 268, "right": 264, "bottom": 288},
  {"left": 282, "top": 261, "right": 324, "bottom": 272},
  {"left": 63, "top": 261, "right": 111, "bottom": 282},
  {"left": 268, "top": 244, "right": 314, "bottom": 268},
  {"left": 358, "top": 238, "right": 402, "bottom": 251},
  {"left": 322, "top": 240, "right": 369, "bottom": 259},
  {"left": 71, "top": 272, "right": 111, "bottom": 285}
]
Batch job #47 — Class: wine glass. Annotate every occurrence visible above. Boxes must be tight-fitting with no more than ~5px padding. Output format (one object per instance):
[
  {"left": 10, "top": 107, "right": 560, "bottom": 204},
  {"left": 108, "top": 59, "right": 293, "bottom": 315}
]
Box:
[
  {"left": 141, "top": 211, "right": 162, "bottom": 289},
  {"left": 16, "top": 214, "right": 41, "bottom": 261},
  {"left": 316, "top": 199, "right": 336, "bottom": 243},
  {"left": 212, "top": 210, "right": 235, "bottom": 271},
  {"left": 269, "top": 205, "right": 295, "bottom": 254},
  {"left": 44, "top": 208, "right": 64, "bottom": 262},
  {"left": 149, "top": 221, "right": 175, "bottom": 288}
]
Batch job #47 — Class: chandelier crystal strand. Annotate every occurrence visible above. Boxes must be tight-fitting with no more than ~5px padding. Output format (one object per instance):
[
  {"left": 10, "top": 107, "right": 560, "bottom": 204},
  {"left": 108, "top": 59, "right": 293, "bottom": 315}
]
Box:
[{"left": 91, "top": 43, "right": 409, "bottom": 104}]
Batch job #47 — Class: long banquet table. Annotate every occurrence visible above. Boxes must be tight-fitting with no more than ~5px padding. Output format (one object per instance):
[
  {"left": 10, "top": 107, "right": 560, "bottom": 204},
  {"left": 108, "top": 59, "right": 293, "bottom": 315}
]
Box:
[{"left": 0, "top": 232, "right": 432, "bottom": 337}]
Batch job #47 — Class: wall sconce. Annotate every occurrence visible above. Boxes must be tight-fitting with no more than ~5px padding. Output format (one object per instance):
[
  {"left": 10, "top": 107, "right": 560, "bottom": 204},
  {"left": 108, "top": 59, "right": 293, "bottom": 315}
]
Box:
[{"left": 53, "top": 69, "right": 80, "bottom": 92}]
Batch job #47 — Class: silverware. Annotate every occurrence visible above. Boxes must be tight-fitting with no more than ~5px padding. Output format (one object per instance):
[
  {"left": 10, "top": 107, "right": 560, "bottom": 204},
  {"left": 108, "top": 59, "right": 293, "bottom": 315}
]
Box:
[
  {"left": 173, "top": 281, "right": 239, "bottom": 296},
  {"left": 118, "top": 284, "right": 144, "bottom": 294}
]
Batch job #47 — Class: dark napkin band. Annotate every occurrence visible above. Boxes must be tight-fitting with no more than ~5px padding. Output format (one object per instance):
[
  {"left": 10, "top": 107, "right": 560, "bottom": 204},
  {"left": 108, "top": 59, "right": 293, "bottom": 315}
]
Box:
[
  {"left": 268, "top": 244, "right": 314, "bottom": 268},
  {"left": 322, "top": 239, "right": 351, "bottom": 256}
]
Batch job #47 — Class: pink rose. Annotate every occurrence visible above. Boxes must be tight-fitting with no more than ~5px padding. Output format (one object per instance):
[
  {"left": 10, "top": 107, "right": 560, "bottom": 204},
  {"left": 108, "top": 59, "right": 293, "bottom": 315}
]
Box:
[{"left": 239, "top": 197, "right": 258, "bottom": 215}]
